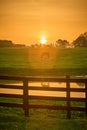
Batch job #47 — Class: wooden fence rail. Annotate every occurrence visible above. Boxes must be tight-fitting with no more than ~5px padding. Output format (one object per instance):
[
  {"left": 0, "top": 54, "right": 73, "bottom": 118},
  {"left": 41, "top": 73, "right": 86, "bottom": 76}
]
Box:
[{"left": 0, "top": 75, "right": 87, "bottom": 119}]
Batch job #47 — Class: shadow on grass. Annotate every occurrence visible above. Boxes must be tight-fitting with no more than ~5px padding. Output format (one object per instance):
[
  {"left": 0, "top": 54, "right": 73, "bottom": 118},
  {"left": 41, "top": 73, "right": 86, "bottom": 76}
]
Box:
[{"left": 0, "top": 68, "right": 87, "bottom": 77}]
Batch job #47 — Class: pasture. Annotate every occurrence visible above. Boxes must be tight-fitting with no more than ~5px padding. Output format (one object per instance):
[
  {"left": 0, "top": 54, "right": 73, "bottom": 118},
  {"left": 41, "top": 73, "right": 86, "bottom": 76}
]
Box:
[
  {"left": 0, "top": 47, "right": 87, "bottom": 130},
  {"left": 0, "top": 106, "right": 87, "bottom": 130},
  {"left": 0, "top": 47, "right": 87, "bottom": 76}
]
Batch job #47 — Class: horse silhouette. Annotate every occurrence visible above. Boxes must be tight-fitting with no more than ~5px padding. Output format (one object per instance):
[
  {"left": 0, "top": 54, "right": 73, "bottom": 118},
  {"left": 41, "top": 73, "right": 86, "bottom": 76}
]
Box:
[{"left": 41, "top": 52, "right": 49, "bottom": 59}]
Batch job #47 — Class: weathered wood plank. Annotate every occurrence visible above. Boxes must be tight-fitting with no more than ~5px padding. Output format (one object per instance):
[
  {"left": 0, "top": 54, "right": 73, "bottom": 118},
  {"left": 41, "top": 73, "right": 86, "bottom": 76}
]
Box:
[
  {"left": 0, "top": 84, "right": 23, "bottom": 89},
  {"left": 0, "top": 102, "right": 23, "bottom": 108},
  {"left": 0, "top": 93, "right": 23, "bottom": 98}
]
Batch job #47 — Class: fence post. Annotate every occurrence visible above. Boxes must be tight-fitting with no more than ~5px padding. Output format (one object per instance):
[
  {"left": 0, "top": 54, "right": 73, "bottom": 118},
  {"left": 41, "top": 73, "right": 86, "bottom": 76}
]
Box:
[
  {"left": 66, "top": 75, "right": 71, "bottom": 119},
  {"left": 23, "top": 79, "right": 29, "bottom": 116},
  {"left": 85, "top": 82, "right": 87, "bottom": 115}
]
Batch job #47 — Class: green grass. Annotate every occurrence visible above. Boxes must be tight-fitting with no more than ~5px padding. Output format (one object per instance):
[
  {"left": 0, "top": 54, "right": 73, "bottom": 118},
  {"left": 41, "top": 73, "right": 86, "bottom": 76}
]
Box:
[
  {"left": 0, "top": 105, "right": 87, "bottom": 130},
  {"left": 0, "top": 47, "right": 87, "bottom": 129},
  {"left": 0, "top": 97, "right": 87, "bottom": 130},
  {"left": 0, "top": 47, "right": 87, "bottom": 69},
  {"left": 0, "top": 98, "right": 87, "bottom": 130},
  {"left": 0, "top": 47, "right": 87, "bottom": 76}
]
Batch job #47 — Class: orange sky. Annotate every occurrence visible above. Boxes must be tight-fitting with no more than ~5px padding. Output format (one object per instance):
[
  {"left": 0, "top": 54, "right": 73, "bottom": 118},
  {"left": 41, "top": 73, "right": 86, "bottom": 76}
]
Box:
[{"left": 0, "top": 0, "right": 87, "bottom": 44}]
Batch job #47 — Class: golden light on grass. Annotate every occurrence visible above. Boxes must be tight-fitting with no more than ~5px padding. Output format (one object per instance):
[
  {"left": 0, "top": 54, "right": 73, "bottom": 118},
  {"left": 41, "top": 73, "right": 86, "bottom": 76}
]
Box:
[{"left": 40, "top": 35, "right": 47, "bottom": 44}]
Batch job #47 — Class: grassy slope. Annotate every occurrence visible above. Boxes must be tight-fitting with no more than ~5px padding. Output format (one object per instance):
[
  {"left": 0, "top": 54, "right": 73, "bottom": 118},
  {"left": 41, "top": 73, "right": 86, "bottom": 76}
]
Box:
[
  {"left": 0, "top": 47, "right": 87, "bottom": 68},
  {"left": 0, "top": 47, "right": 87, "bottom": 76}
]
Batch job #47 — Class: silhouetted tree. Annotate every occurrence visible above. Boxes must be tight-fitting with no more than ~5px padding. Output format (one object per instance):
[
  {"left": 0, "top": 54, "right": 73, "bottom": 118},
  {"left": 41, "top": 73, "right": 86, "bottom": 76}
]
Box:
[
  {"left": 0, "top": 40, "right": 14, "bottom": 47},
  {"left": 56, "top": 39, "right": 69, "bottom": 48},
  {"left": 72, "top": 32, "right": 87, "bottom": 47}
]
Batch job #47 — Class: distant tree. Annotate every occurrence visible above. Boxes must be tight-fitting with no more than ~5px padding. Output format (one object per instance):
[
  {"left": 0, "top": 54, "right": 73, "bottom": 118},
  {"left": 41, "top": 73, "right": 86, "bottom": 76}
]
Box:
[
  {"left": 72, "top": 32, "right": 87, "bottom": 47},
  {"left": 56, "top": 39, "right": 69, "bottom": 48},
  {"left": 0, "top": 40, "right": 14, "bottom": 47},
  {"left": 14, "top": 44, "right": 26, "bottom": 47}
]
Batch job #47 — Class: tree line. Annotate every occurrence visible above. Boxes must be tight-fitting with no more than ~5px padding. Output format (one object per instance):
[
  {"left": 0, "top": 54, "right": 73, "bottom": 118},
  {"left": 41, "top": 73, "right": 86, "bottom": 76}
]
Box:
[
  {"left": 0, "top": 32, "right": 87, "bottom": 48},
  {"left": 0, "top": 40, "right": 25, "bottom": 47}
]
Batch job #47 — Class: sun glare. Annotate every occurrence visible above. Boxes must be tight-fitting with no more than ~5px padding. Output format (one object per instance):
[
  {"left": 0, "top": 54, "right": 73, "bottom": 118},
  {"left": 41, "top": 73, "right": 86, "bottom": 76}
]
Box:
[{"left": 40, "top": 35, "right": 47, "bottom": 44}]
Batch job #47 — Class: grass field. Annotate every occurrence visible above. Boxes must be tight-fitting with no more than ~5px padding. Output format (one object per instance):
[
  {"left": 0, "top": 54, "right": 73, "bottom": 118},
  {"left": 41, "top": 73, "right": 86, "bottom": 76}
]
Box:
[
  {"left": 1, "top": 99, "right": 87, "bottom": 130},
  {"left": 0, "top": 47, "right": 87, "bottom": 68},
  {"left": 0, "top": 47, "right": 87, "bottom": 129},
  {"left": 0, "top": 47, "right": 87, "bottom": 76},
  {"left": 0, "top": 96, "right": 87, "bottom": 130},
  {"left": 0, "top": 99, "right": 87, "bottom": 130}
]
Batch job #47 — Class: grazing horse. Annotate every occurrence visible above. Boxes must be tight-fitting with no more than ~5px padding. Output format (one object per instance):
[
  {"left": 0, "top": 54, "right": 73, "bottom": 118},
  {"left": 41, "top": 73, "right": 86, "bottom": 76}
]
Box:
[{"left": 41, "top": 52, "right": 49, "bottom": 59}]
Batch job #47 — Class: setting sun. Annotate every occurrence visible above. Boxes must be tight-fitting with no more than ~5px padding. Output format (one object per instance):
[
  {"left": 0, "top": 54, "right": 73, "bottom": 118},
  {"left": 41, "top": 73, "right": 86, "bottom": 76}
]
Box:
[{"left": 40, "top": 35, "right": 47, "bottom": 44}]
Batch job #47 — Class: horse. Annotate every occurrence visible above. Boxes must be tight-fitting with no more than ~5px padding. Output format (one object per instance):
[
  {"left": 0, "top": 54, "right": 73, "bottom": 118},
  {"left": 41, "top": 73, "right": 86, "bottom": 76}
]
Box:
[{"left": 41, "top": 52, "right": 49, "bottom": 59}]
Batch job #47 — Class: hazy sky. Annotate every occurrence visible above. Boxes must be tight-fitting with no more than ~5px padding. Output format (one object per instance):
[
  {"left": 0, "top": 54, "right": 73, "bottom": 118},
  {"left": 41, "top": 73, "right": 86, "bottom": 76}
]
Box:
[{"left": 0, "top": 0, "right": 87, "bottom": 44}]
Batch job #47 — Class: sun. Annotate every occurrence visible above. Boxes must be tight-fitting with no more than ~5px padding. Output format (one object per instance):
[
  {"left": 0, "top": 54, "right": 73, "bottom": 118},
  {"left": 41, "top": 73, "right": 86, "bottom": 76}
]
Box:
[{"left": 40, "top": 35, "right": 47, "bottom": 44}]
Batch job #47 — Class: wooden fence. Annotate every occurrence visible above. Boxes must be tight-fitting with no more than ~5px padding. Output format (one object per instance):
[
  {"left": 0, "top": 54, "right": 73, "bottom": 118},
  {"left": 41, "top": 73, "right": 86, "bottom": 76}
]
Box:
[{"left": 0, "top": 75, "right": 87, "bottom": 119}]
